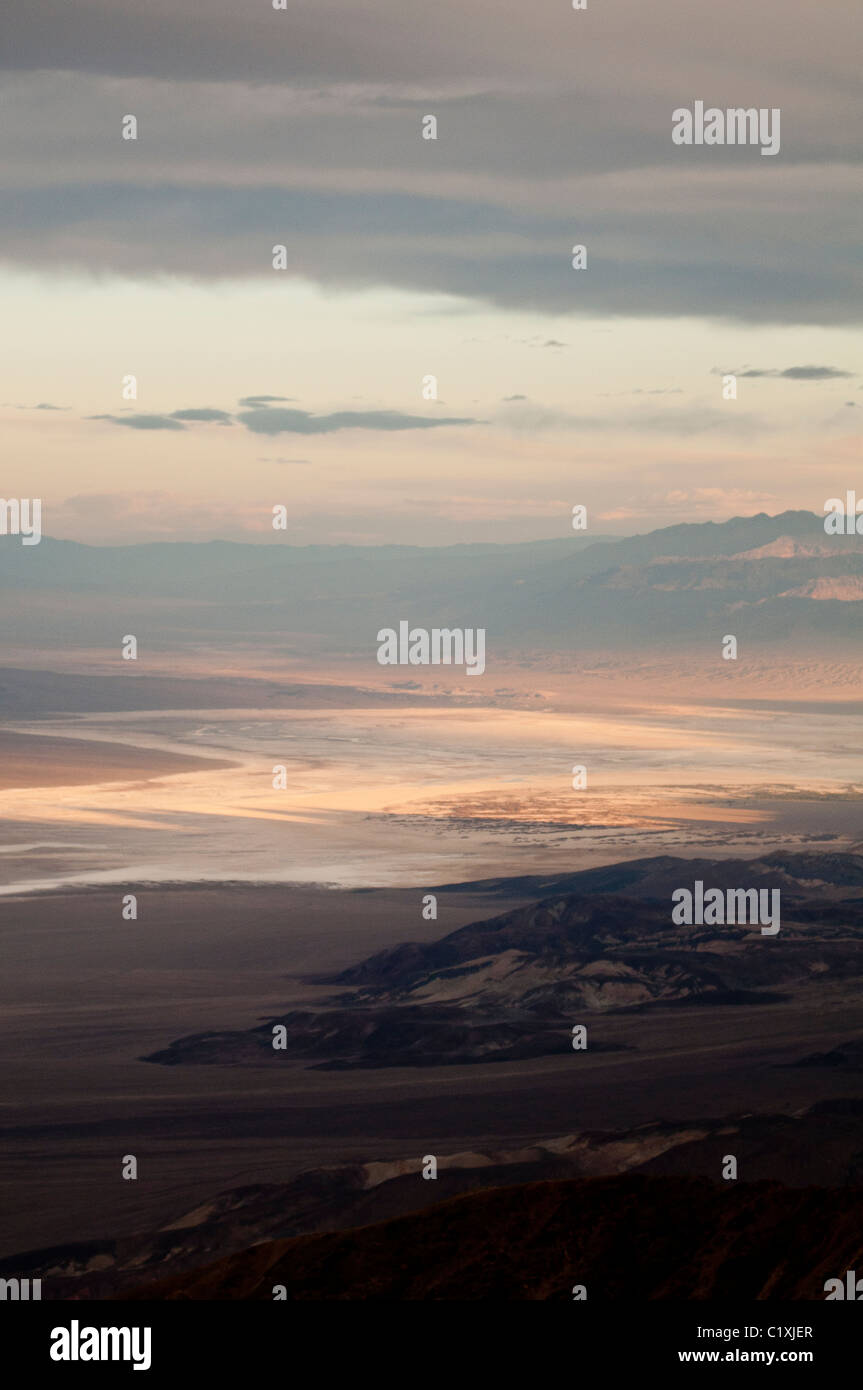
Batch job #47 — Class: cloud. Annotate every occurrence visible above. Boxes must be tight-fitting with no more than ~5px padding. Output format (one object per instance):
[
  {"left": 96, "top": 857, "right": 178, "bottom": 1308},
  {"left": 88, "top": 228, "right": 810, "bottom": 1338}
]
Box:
[
  {"left": 170, "top": 407, "right": 233, "bottom": 421},
  {"left": 2, "top": 0, "right": 858, "bottom": 104},
  {"left": 58, "top": 489, "right": 287, "bottom": 539},
  {"left": 238, "top": 394, "right": 294, "bottom": 407},
  {"left": 778, "top": 366, "right": 855, "bottom": 380},
  {"left": 713, "top": 365, "right": 855, "bottom": 380},
  {"left": 0, "top": 0, "right": 860, "bottom": 329},
  {"left": 256, "top": 456, "right": 313, "bottom": 464},
  {"left": 235, "top": 406, "right": 476, "bottom": 435},
  {"left": 88, "top": 400, "right": 476, "bottom": 437},
  {"left": 599, "top": 388, "right": 684, "bottom": 397},
  {"left": 494, "top": 400, "right": 764, "bottom": 437},
  {"left": 663, "top": 488, "right": 776, "bottom": 506},
  {"left": 90, "top": 413, "right": 186, "bottom": 430},
  {"left": 598, "top": 487, "right": 777, "bottom": 521},
  {"left": 2, "top": 173, "right": 855, "bottom": 327}
]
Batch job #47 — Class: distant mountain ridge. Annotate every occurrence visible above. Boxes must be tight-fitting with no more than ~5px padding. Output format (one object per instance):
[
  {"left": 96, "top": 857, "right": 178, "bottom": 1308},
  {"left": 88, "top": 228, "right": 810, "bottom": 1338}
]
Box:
[{"left": 2, "top": 511, "right": 861, "bottom": 651}]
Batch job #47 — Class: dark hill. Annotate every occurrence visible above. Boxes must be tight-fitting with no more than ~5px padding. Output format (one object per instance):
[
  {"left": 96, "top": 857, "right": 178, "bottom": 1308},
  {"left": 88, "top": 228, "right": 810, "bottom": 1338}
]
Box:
[
  {"left": 142, "top": 852, "right": 863, "bottom": 1070},
  {"left": 119, "top": 1173, "right": 863, "bottom": 1300}
]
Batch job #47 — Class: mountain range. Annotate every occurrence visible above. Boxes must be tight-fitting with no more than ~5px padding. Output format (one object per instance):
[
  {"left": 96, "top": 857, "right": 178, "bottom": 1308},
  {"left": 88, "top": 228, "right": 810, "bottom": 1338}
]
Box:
[{"left": 2, "top": 510, "right": 861, "bottom": 652}]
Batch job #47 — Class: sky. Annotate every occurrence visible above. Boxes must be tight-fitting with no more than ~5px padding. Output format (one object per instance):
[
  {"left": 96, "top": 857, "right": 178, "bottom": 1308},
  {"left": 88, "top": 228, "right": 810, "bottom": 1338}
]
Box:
[{"left": 1, "top": 0, "right": 860, "bottom": 545}]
